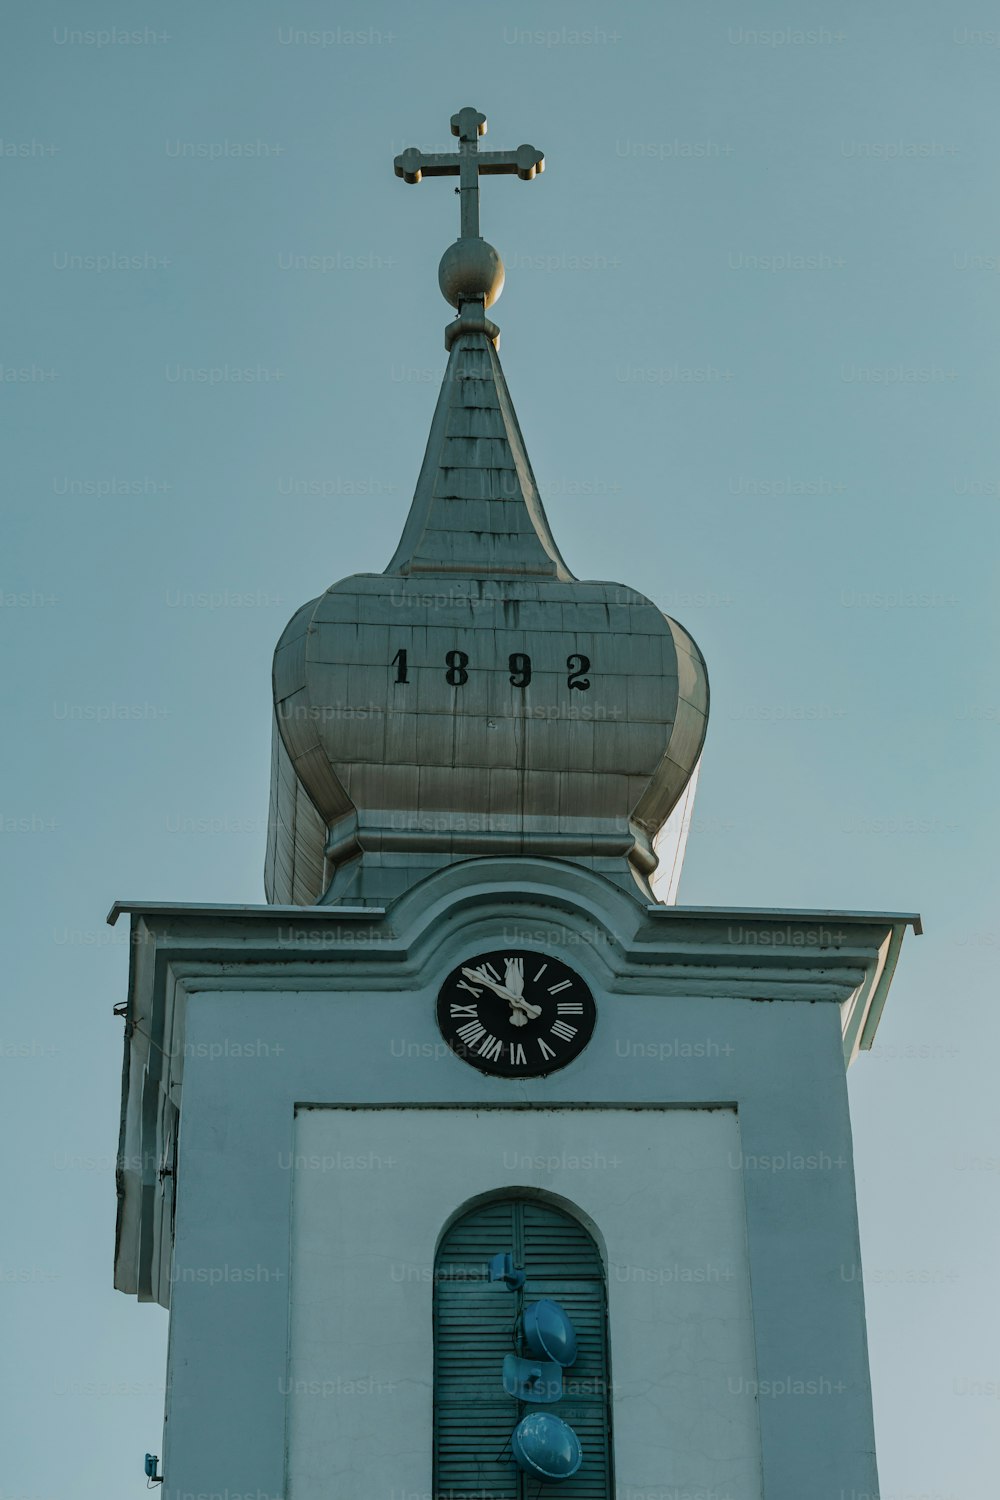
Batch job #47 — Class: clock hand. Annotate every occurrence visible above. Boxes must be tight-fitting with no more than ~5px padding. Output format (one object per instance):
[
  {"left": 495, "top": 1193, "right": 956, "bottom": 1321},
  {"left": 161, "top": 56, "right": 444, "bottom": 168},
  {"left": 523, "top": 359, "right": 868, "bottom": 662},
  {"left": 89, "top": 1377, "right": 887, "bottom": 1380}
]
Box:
[
  {"left": 461, "top": 967, "right": 525, "bottom": 1005},
  {"left": 504, "top": 957, "right": 524, "bottom": 999},
  {"left": 502, "top": 959, "right": 540, "bottom": 1022},
  {"left": 461, "top": 965, "right": 506, "bottom": 994},
  {"left": 461, "top": 966, "right": 542, "bottom": 1021},
  {"left": 461, "top": 966, "right": 517, "bottom": 1001},
  {"left": 503, "top": 958, "right": 540, "bottom": 1018}
]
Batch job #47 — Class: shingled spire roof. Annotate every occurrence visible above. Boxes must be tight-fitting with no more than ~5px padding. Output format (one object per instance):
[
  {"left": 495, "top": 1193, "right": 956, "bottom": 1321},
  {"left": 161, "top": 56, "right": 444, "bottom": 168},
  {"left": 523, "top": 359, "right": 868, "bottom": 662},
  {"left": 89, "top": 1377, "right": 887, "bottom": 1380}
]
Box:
[{"left": 386, "top": 331, "right": 572, "bottom": 578}]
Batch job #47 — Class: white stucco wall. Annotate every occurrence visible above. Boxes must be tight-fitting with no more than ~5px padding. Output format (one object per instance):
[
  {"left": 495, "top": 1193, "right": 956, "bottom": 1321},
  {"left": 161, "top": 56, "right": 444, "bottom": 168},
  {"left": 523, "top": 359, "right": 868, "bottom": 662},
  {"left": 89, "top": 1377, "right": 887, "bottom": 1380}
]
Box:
[
  {"left": 287, "top": 1106, "right": 762, "bottom": 1500},
  {"left": 147, "top": 873, "right": 884, "bottom": 1500}
]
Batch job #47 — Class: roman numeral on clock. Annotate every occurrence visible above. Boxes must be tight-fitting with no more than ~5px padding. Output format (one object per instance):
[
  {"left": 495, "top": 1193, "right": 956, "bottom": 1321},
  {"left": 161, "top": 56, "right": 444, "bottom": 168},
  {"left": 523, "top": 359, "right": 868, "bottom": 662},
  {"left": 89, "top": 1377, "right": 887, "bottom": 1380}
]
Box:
[
  {"left": 538, "top": 1038, "right": 557, "bottom": 1061},
  {"left": 551, "top": 1020, "right": 577, "bottom": 1042},
  {"left": 557, "top": 1002, "right": 584, "bottom": 1015},
  {"left": 450, "top": 1004, "right": 479, "bottom": 1018},
  {"left": 509, "top": 1042, "right": 527, "bottom": 1066},
  {"left": 478, "top": 1035, "right": 503, "bottom": 1062},
  {"left": 456, "top": 1020, "right": 486, "bottom": 1047},
  {"left": 548, "top": 979, "right": 573, "bottom": 994}
]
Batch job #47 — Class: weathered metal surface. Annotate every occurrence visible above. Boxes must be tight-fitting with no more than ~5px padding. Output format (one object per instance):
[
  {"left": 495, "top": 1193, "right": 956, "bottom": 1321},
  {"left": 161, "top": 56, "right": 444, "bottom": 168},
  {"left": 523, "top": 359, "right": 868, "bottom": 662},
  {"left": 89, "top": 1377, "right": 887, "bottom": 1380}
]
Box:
[
  {"left": 265, "top": 109, "right": 708, "bottom": 906},
  {"left": 266, "top": 331, "right": 708, "bottom": 906}
]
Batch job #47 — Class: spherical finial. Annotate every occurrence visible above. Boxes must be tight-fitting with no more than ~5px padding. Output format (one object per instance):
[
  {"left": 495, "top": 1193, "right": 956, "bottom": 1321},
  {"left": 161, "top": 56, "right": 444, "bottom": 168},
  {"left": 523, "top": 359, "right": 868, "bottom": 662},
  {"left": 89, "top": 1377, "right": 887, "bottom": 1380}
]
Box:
[{"left": 438, "top": 237, "right": 505, "bottom": 310}]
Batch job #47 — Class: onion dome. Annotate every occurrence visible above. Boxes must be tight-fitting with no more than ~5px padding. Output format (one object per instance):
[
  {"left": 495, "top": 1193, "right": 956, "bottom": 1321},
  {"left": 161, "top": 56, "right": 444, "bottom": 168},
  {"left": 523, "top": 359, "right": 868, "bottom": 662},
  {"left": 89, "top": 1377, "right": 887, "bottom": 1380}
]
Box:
[{"left": 264, "top": 109, "right": 708, "bottom": 906}]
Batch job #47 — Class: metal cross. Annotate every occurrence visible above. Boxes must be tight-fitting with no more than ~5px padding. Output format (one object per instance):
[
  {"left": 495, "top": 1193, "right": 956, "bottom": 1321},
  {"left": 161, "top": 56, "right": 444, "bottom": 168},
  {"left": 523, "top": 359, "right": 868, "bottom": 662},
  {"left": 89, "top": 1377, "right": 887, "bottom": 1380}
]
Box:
[{"left": 394, "top": 106, "right": 544, "bottom": 240}]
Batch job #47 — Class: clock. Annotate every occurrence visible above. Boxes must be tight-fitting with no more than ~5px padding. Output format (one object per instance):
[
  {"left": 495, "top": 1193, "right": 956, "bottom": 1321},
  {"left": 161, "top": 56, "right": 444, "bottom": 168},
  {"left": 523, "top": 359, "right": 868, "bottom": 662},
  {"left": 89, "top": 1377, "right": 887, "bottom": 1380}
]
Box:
[{"left": 436, "top": 950, "right": 596, "bottom": 1077}]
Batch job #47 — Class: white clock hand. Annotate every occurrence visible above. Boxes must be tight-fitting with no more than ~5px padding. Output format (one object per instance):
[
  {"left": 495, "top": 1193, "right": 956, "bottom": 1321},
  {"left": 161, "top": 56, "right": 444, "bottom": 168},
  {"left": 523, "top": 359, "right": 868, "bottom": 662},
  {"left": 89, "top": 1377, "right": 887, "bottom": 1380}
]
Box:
[
  {"left": 461, "top": 966, "right": 518, "bottom": 1003},
  {"left": 504, "top": 956, "right": 524, "bottom": 999},
  {"left": 461, "top": 966, "right": 542, "bottom": 1021},
  {"left": 502, "top": 958, "right": 540, "bottom": 1022},
  {"left": 462, "top": 967, "right": 525, "bottom": 1005},
  {"left": 461, "top": 965, "right": 509, "bottom": 996},
  {"left": 504, "top": 957, "right": 540, "bottom": 1018}
]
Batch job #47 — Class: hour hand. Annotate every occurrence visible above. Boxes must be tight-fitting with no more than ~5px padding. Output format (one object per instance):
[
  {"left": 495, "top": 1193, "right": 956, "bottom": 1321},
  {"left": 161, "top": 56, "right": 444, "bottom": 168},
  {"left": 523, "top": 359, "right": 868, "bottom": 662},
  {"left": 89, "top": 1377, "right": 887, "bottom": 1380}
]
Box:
[{"left": 504, "top": 958, "right": 540, "bottom": 1019}]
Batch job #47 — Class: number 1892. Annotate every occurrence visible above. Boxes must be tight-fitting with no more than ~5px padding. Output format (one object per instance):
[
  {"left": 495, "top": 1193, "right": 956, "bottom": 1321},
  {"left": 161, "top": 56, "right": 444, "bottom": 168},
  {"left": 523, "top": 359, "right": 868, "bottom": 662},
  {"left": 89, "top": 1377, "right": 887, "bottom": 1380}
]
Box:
[{"left": 390, "top": 649, "right": 591, "bottom": 691}]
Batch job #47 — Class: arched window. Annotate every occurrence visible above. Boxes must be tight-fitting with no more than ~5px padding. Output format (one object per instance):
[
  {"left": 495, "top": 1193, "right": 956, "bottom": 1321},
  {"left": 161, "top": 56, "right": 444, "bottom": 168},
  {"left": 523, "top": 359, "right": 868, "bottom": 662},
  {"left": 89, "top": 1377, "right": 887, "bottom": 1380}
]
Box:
[{"left": 434, "top": 1195, "right": 613, "bottom": 1500}]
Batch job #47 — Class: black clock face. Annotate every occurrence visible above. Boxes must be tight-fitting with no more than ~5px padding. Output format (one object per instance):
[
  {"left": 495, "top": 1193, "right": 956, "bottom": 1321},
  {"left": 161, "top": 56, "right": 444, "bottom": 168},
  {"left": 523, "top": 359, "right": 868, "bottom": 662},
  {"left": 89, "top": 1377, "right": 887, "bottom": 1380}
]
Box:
[{"left": 436, "top": 950, "right": 596, "bottom": 1077}]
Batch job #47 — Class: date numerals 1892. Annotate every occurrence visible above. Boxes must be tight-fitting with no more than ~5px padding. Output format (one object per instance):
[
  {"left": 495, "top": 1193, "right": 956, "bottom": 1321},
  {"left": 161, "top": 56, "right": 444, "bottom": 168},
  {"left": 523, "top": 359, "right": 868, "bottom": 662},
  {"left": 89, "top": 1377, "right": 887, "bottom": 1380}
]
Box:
[{"left": 391, "top": 649, "right": 591, "bottom": 691}]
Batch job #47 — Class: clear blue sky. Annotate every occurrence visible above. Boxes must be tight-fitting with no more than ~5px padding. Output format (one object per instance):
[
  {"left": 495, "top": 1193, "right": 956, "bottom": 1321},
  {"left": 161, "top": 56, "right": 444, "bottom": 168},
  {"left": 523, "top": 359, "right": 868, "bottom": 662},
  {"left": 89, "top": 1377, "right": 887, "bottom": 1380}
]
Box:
[{"left": 3, "top": 1, "right": 997, "bottom": 1494}]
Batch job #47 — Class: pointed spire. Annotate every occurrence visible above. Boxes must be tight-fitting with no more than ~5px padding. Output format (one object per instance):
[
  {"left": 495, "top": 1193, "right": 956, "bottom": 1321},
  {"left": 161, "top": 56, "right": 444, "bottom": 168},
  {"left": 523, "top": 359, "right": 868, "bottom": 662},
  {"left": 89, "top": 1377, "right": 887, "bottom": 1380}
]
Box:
[
  {"left": 386, "top": 331, "right": 572, "bottom": 578},
  {"left": 389, "top": 108, "right": 565, "bottom": 577}
]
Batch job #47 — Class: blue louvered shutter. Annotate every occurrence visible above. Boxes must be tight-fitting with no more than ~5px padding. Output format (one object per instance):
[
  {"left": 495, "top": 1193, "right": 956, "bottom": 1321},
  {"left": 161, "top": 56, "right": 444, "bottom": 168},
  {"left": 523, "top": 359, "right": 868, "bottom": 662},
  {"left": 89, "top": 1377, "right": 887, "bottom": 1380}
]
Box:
[{"left": 434, "top": 1197, "right": 612, "bottom": 1500}]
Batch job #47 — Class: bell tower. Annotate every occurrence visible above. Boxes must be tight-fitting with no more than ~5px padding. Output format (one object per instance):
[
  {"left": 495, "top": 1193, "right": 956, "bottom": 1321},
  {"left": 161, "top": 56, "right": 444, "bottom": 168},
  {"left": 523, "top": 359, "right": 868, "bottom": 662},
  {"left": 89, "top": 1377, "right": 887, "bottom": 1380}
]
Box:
[{"left": 111, "top": 108, "right": 919, "bottom": 1500}]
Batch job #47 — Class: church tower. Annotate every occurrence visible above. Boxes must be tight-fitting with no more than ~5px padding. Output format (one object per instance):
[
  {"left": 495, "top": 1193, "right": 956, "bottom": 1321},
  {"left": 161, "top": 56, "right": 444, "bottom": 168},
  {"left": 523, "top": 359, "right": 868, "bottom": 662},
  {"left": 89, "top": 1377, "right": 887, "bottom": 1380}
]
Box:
[{"left": 111, "top": 108, "right": 919, "bottom": 1500}]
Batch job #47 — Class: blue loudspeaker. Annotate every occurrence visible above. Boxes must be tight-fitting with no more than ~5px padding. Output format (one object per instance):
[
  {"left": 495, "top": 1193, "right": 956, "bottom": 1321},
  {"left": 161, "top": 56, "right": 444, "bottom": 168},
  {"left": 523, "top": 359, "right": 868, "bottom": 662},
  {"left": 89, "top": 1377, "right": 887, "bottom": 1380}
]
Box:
[
  {"left": 489, "top": 1250, "right": 526, "bottom": 1289},
  {"left": 522, "top": 1298, "right": 578, "bottom": 1367},
  {"left": 511, "top": 1412, "right": 583, "bottom": 1481},
  {"left": 502, "top": 1353, "right": 563, "bottom": 1403}
]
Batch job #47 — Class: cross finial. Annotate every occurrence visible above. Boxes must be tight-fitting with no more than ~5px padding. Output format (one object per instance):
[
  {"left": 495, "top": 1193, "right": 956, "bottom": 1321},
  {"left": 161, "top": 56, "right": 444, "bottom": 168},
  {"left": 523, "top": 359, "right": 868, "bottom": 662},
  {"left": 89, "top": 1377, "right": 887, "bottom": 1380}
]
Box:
[
  {"left": 394, "top": 107, "right": 544, "bottom": 242},
  {"left": 394, "top": 108, "right": 545, "bottom": 348}
]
